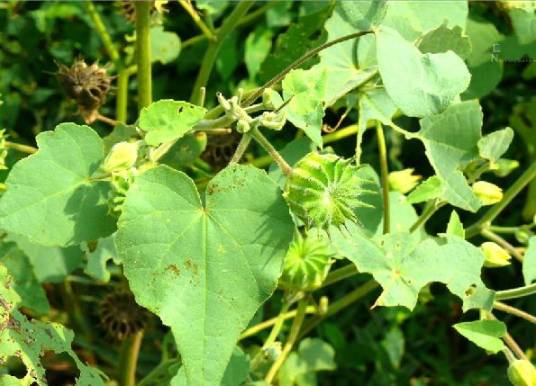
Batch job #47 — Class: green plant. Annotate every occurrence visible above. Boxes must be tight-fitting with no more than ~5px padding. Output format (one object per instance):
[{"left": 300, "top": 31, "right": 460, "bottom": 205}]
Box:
[{"left": 1, "top": 1, "right": 536, "bottom": 386}]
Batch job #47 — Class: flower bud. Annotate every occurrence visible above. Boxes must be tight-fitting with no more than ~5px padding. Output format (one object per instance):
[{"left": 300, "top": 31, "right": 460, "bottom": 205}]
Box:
[
  {"left": 260, "top": 111, "right": 286, "bottom": 131},
  {"left": 472, "top": 181, "right": 503, "bottom": 206},
  {"left": 507, "top": 359, "right": 536, "bottom": 386},
  {"left": 481, "top": 241, "right": 511, "bottom": 268},
  {"left": 388, "top": 168, "right": 422, "bottom": 194},
  {"left": 236, "top": 119, "right": 251, "bottom": 134},
  {"left": 103, "top": 142, "right": 138, "bottom": 173}
]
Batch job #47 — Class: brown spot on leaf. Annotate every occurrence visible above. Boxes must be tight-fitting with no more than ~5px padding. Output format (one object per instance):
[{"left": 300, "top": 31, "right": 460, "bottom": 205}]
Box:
[{"left": 166, "top": 264, "right": 181, "bottom": 277}]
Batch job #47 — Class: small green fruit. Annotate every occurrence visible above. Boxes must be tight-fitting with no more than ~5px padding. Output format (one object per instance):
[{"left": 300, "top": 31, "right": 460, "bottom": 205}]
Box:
[
  {"left": 388, "top": 168, "right": 421, "bottom": 194},
  {"left": 508, "top": 359, "right": 536, "bottom": 386},
  {"left": 279, "top": 233, "right": 333, "bottom": 292},
  {"left": 284, "top": 152, "right": 369, "bottom": 229}
]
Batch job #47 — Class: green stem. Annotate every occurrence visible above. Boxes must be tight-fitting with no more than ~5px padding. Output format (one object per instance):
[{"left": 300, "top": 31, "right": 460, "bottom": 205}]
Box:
[
  {"left": 178, "top": 0, "right": 216, "bottom": 42},
  {"left": 181, "top": 2, "right": 274, "bottom": 50},
  {"left": 299, "top": 280, "right": 379, "bottom": 339},
  {"left": 265, "top": 299, "right": 308, "bottom": 383},
  {"left": 489, "top": 225, "right": 521, "bottom": 234},
  {"left": 5, "top": 141, "right": 37, "bottom": 154},
  {"left": 116, "top": 69, "right": 129, "bottom": 123},
  {"left": 230, "top": 134, "right": 252, "bottom": 164},
  {"left": 191, "top": 1, "right": 253, "bottom": 104},
  {"left": 376, "top": 122, "right": 390, "bottom": 234},
  {"left": 118, "top": 330, "right": 144, "bottom": 386},
  {"left": 262, "top": 301, "right": 291, "bottom": 349},
  {"left": 409, "top": 200, "right": 446, "bottom": 233},
  {"left": 494, "top": 301, "right": 536, "bottom": 325},
  {"left": 135, "top": 1, "right": 152, "bottom": 110},
  {"left": 250, "top": 127, "right": 292, "bottom": 175},
  {"left": 239, "top": 305, "right": 318, "bottom": 340},
  {"left": 85, "top": 1, "right": 122, "bottom": 69},
  {"left": 321, "top": 264, "right": 358, "bottom": 288},
  {"left": 495, "top": 283, "right": 536, "bottom": 301},
  {"left": 481, "top": 228, "right": 524, "bottom": 262},
  {"left": 244, "top": 31, "right": 374, "bottom": 106},
  {"left": 466, "top": 162, "right": 536, "bottom": 238}
]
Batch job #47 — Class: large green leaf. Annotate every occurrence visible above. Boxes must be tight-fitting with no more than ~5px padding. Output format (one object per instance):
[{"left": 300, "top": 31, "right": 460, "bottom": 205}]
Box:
[
  {"left": 417, "top": 101, "right": 482, "bottom": 212},
  {"left": 151, "top": 26, "right": 181, "bottom": 64},
  {"left": 462, "top": 18, "right": 504, "bottom": 99},
  {"left": 0, "top": 123, "right": 116, "bottom": 247},
  {"left": 0, "top": 242, "right": 49, "bottom": 315},
  {"left": 376, "top": 27, "right": 471, "bottom": 118},
  {"left": 0, "top": 266, "right": 105, "bottom": 386},
  {"left": 312, "top": 0, "right": 385, "bottom": 106},
  {"left": 278, "top": 338, "right": 336, "bottom": 386},
  {"left": 453, "top": 320, "right": 506, "bottom": 354},
  {"left": 331, "top": 230, "right": 492, "bottom": 311},
  {"left": 282, "top": 68, "right": 327, "bottom": 147},
  {"left": 115, "top": 164, "right": 294, "bottom": 386},
  {"left": 138, "top": 100, "right": 207, "bottom": 146},
  {"left": 381, "top": 0, "right": 468, "bottom": 41},
  {"left": 523, "top": 236, "right": 536, "bottom": 285}
]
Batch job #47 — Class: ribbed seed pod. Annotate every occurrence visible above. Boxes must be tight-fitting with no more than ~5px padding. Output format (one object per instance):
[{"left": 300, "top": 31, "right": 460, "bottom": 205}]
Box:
[
  {"left": 284, "top": 152, "right": 369, "bottom": 229},
  {"left": 99, "top": 290, "right": 147, "bottom": 341},
  {"left": 56, "top": 59, "right": 111, "bottom": 123},
  {"left": 279, "top": 233, "right": 333, "bottom": 292}
]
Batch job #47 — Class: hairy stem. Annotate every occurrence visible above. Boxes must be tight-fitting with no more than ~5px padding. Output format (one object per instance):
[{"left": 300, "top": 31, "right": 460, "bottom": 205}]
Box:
[
  {"left": 410, "top": 200, "right": 446, "bottom": 233},
  {"left": 321, "top": 264, "right": 358, "bottom": 288},
  {"left": 230, "top": 134, "right": 252, "bottom": 164},
  {"left": 135, "top": 1, "right": 152, "bottom": 110},
  {"left": 240, "top": 305, "right": 318, "bottom": 340},
  {"left": 494, "top": 301, "right": 536, "bottom": 325},
  {"left": 179, "top": 0, "right": 216, "bottom": 41},
  {"left": 376, "top": 122, "right": 390, "bottom": 234},
  {"left": 250, "top": 128, "right": 292, "bottom": 175},
  {"left": 5, "top": 141, "right": 37, "bottom": 154},
  {"left": 244, "top": 31, "right": 374, "bottom": 106},
  {"left": 191, "top": 1, "right": 253, "bottom": 104},
  {"left": 495, "top": 283, "right": 536, "bottom": 301},
  {"left": 116, "top": 69, "right": 129, "bottom": 123},
  {"left": 466, "top": 162, "right": 536, "bottom": 238},
  {"left": 265, "top": 299, "right": 308, "bottom": 383},
  {"left": 299, "top": 280, "right": 379, "bottom": 338},
  {"left": 85, "top": 1, "right": 122, "bottom": 69},
  {"left": 118, "top": 331, "right": 144, "bottom": 386}
]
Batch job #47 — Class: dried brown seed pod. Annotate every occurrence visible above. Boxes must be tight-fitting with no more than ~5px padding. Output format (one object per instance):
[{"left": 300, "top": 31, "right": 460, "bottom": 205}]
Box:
[
  {"left": 56, "top": 59, "right": 111, "bottom": 124},
  {"left": 98, "top": 290, "right": 148, "bottom": 341}
]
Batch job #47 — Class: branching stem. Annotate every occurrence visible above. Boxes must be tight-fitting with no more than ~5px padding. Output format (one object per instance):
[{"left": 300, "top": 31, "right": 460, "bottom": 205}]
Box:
[{"left": 250, "top": 128, "right": 292, "bottom": 175}]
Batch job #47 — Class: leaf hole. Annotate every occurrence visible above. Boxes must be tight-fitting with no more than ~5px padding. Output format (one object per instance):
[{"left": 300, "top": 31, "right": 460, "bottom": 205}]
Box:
[
  {"left": 4, "top": 355, "right": 27, "bottom": 379},
  {"left": 41, "top": 350, "right": 80, "bottom": 386}
]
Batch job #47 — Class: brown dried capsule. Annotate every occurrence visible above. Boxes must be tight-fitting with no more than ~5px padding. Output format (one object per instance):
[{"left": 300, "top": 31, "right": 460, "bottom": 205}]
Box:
[
  {"left": 98, "top": 290, "right": 148, "bottom": 341},
  {"left": 56, "top": 59, "right": 111, "bottom": 123}
]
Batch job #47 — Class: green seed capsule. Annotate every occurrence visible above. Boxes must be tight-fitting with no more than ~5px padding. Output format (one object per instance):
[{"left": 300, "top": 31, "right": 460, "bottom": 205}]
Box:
[
  {"left": 279, "top": 232, "right": 333, "bottom": 292},
  {"left": 284, "top": 152, "right": 369, "bottom": 229},
  {"left": 507, "top": 359, "right": 536, "bottom": 386}
]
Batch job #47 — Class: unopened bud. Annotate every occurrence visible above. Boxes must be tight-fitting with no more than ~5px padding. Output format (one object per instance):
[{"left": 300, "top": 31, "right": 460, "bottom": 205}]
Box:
[
  {"left": 388, "top": 168, "right": 422, "bottom": 194},
  {"left": 103, "top": 142, "right": 138, "bottom": 172},
  {"left": 472, "top": 181, "right": 503, "bottom": 206},
  {"left": 507, "top": 359, "right": 536, "bottom": 386},
  {"left": 260, "top": 111, "right": 286, "bottom": 131},
  {"left": 262, "top": 88, "right": 283, "bottom": 110},
  {"left": 481, "top": 241, "right": 511, "bottom": 268},
  {"left": 236, "top": 119, "right": 251, "bottom": 134}
]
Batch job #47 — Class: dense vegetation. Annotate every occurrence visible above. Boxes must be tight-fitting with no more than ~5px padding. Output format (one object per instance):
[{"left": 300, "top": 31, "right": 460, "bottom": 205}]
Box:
[{"left": 1, "top": 1, "right": 536, "bottom": 385}]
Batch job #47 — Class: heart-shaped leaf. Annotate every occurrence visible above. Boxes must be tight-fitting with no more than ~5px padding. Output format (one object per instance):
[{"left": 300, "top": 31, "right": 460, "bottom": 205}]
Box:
[{"left": 115, "top": 164, "right": 294, "bottom": 386}]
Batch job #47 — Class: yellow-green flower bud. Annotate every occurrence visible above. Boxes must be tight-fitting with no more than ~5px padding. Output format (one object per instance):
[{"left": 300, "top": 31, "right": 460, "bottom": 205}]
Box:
[
  {"left": 388, "top": 168, "right": 422, "bottom": 194},
  {"left": 103, "top": 142, "right": 138, "bottom": 172},
  {"left": 472, "top": 181, "right": 503, "bottom": 206},
  {"left": 260, "top": 111, "right": 286, "bottom": 131},
  {"left": 236, "top": 119, "right": 251, "bottom": 134},
  {"left": 262, "top": 88, "right": 282, "bottom": 110},
  {"left": 481, "top": 241, "right": 512, "bottom": 268},
  {"left": 508, "top": 359, "right": 536, "bottom": 386}
]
